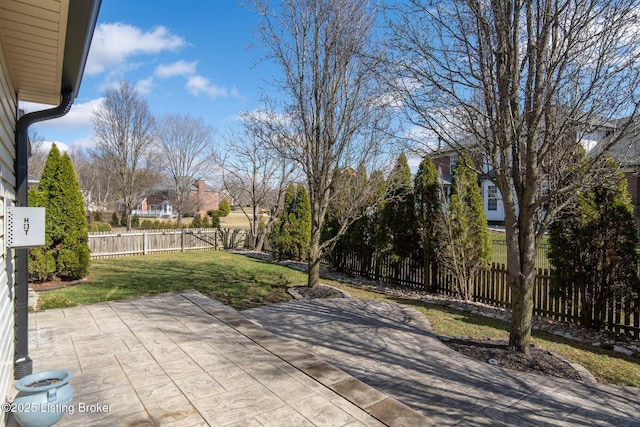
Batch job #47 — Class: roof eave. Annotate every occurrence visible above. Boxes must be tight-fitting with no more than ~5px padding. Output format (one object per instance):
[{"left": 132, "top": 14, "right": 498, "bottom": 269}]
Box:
[{"left": 61, "top": 0, "right": 101, "bottom": 100}]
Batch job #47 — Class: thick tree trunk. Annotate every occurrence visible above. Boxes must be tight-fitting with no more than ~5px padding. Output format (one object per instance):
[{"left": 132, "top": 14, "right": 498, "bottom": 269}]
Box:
[
  {"left": 508, "top": 274, "right": 535, "bottom": 352},
  {"left": 505, "top": 206, "right": 538, "bottom": 352},
  {"left": 308, "top": 257, "right": 321, "bottom": 288},
  {"left": 308, "top": 239, "right": 321, "bottom": 288},
  {"left": 307, "top": 196, "right": 324, "bottom": 288},
  {"left": 254, "top": 232, "right": 265, "bottom": 252}
]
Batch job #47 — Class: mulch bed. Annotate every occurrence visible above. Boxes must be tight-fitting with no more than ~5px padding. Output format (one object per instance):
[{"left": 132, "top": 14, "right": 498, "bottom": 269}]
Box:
[{"left": 440, "top": 336, "right": 582, "bottom": 380}]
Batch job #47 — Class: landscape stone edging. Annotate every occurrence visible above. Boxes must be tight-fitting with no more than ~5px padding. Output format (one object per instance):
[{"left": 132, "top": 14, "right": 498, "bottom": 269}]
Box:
[
  {"left": 287, "top": 283, "right": 352, "bottom": 300},
  {"left": 550, "top": 352, "right": 598, "bottom": 383}
]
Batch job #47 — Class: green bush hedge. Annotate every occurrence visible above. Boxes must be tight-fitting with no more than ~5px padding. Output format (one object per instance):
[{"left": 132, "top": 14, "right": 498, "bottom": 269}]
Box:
[{"left": 88, "top": 222, "right": 112, "bottom": 232}]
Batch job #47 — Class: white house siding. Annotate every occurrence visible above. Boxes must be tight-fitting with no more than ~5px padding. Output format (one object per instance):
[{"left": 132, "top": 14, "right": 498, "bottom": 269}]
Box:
[
  {"left": 482, "top": 180, "right": 506, "bottom": 224},
  {"left": 0, "top": 40, "right": 17, "bottom": 411}
]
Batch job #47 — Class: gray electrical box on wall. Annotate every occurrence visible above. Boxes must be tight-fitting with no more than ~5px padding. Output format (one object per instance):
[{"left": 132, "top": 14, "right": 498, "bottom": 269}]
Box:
[{"left": 6, "top": 206, "right": 45, "bottom": 248}]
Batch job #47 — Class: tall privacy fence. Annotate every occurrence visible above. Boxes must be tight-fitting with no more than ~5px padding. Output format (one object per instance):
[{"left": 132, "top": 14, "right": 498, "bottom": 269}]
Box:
[
  {"left": 332, "top": 248, "right": 640, "bottom": 338},
  {"left": 88, "top": 228, "right": 251, "bottom": 258}
]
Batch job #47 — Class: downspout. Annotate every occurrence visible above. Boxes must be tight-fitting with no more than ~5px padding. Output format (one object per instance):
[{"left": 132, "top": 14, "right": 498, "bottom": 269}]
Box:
[{"left": 13, "top": 91, "right": 74, "bottom": 379}]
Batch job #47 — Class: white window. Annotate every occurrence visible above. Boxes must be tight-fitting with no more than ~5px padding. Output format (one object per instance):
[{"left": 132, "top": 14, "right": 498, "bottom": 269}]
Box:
[
  {"left": 449, "top": 154, "right": 458, "bottom": 175},
  {"left": 487, "top": 185, "right": 498, "bottom": 211}
]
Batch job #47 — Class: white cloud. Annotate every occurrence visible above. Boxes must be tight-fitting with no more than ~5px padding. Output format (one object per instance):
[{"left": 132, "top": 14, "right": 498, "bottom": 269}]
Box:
[
  {"left": 407, "top": 154, "right": 423, "bottom": 173},
  {"left": 136, "top": 77, "right": 154, "bottom": 94},
  {"left": 19, "top": 98, "right": 103, "bottom": 130},
  {"left": 41, "top": 140, "right": 70, "bottom": 154},
  {"left": 186, "top": 75, "right": 231, "bottom": 99},
  {"left": 155, "top": 60, "right": 198, "bottom": 78},
  {"left": 67, "top": 136, "right": 96, "bottom": 150},
  {"left": 240, "top": 108, "right": 292, "bottom": 128},
  {"left": 86, "top": 23, "right": 186, "bottom": 76}
]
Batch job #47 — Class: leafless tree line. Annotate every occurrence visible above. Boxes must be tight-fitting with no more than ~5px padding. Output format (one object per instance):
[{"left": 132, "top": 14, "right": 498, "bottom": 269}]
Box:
[{"left": 29, "top": 0, "right": 640, "bottom": 353}]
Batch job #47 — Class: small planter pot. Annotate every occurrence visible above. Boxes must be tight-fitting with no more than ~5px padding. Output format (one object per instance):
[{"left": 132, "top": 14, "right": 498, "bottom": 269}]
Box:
[{"left": 12, "top": 370, "right": 73, "bottom": 427}]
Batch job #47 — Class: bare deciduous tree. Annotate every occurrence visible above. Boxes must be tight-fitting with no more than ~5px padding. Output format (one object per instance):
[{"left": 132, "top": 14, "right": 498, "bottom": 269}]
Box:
[
  {"left": 388, "top": 0, "right": 640, "bottom": 351},
  {"left": 28, "top": 129, "right": 47, "bottom": 178},
  {"left": 156, "top": 113, "right": 216, "bottom": 223},
  {"left": 91, "top": 80, "right": 157, "bottom": 230},
  {"left": 69, "top": 148, "right": 115, "bottom": 212},
  {"left": 219, "top": 116, "right": 297, "bottom": 251},
  {"left": 253, "top": 0, "right": 392, "bottom": 287}
]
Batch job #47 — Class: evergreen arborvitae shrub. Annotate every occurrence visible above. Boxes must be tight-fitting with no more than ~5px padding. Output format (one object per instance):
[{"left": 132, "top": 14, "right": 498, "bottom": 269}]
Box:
[
  {"left": 28, "top": 247, "right": 56, "bottom": 282},
  {"left": 549, "top": 157, "right": 640, "bottom": 329},
  {"left": 110, "top": 212, "right": 119, "bottom": 226},
  {"left": 293, "top": 185, "right": 311, "bottom": 260},
  {"left": 29, "top": 145, "right": 90, "bottom": 281},
  {"left": 131, "top": 214, "right": 140, "bottom": 227},
  {"left": 438, "top": 153, "right": 491, "bottom": 299},
  {"left": 208, "top": 210, "right": 220, "bottom": 228},
  {"left": 269, "top": 183, "right": 296, "bottom": 259},
  {"left": 378, "top": 153, "right": 418, "bottom": 263},
  {"left": 414, "top": 156, "right": 442, "bottom": 289},
  {"left": 191, "top": 215, "right": 203, "bottom": 228},
  {"left": 269, "top": 183, "right": 311, "bottom": 261},
  {"left": 218, "top": 199, "right": 231, "bottom": 217},
  {"left": 326, "top": 167, "right": 385, "bottom": 275},
  {"left": 120, "top": 212, "right": 127, "bottom": 227}
]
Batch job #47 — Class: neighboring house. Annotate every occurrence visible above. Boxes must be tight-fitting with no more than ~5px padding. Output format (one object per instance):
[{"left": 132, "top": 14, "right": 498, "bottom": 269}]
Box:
[
  {"left": 192, "top": 178, "right": 219, "bottom": 217},
  {"left": 0, "top": 0, "right": 101, "bottom": 418},
  {"left": 604, "top": 125, "right": 640, "bottom": 232},
  {"left": 432, "top": 153, "right": 506, "bottom": 226},
  {"left": 27, "top": 174, "right": 39, "bottom": 191},
  {"left": 130, "top": 179, "right": 225, "bottom": 218},
  {"left": 133, "top": 193, "right": 174, "bottom": 218},
  {"left": 431, "top": 122, "right": 640, "bottom": 229}
]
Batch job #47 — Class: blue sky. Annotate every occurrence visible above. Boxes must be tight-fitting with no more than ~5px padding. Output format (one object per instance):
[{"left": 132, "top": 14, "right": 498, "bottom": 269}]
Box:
[{"left": 21, "top": 1, "right": 275, "bottom": 151}]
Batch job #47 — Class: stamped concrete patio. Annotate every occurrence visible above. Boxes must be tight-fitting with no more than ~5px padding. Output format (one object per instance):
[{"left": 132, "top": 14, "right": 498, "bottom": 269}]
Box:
[
  {"left": 244, "top": 298, "right": 640, "bottom": 426},
  {"left": 16, "top": 291, "right": 427, "bottom": 426},
  {"left": 13, "top": 290, "right": 640, "bottom": 426}
]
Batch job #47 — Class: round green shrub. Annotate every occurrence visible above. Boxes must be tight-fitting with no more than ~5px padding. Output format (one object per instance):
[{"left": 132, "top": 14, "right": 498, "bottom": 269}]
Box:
[
  {"left": 218, "top": 199, "right": 231, "bottom": 217},
  {"left": 57, "top": 245, "right": 90, "bottom": 280},
  {"left": 28, "top": 249, "right": 56, "bottom": 282}
]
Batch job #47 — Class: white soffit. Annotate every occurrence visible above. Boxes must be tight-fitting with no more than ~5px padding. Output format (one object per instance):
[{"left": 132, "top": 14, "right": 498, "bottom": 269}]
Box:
[{"left": 0, "top": 0, "right": 70, "bottom": 105}]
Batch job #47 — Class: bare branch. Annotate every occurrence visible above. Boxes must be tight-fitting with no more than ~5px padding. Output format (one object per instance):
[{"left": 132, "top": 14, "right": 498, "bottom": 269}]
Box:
[{"left": 90, "top": 80, "right": 156, "bottom": 230}]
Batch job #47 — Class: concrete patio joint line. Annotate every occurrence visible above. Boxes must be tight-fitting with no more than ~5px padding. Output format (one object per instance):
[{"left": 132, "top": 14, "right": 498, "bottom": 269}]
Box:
[{"left": 180, "top": 291, "right": 433, "bottom": 426}]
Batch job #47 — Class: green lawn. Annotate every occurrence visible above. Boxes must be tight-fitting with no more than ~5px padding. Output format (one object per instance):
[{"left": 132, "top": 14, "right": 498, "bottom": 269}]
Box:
[
  {"left": 490, "top": 231, "right": 552, "bottom": 270},
  {"left": 36, "top": 251, "right": 640, "bottom": 387},
  {"left": 38, "top": 251, "right": 308, "bottom": 310}
]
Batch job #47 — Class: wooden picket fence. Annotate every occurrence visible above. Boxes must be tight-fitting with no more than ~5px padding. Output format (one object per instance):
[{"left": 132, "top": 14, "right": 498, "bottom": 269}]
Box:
[
  {"left": 88, "top": 228, "right": 251, "bottom": 258},
  {"left": 333, "top": 249, "right": 640, "bottom": 338}
]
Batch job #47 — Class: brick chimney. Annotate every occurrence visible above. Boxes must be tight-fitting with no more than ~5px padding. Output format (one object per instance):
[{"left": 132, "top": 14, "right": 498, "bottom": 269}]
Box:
[{"left": 195, "top": 179, "right": 206, "bottom": 194}]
